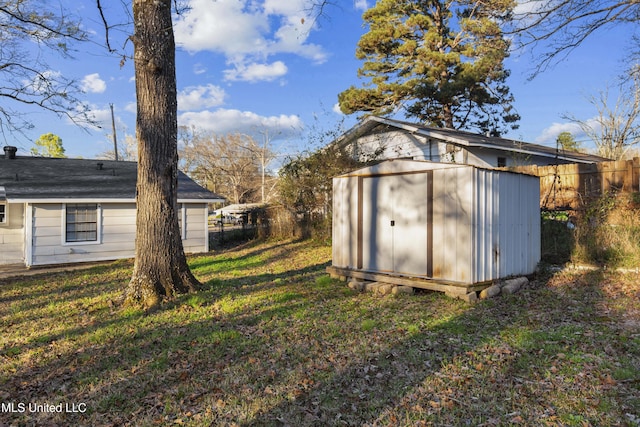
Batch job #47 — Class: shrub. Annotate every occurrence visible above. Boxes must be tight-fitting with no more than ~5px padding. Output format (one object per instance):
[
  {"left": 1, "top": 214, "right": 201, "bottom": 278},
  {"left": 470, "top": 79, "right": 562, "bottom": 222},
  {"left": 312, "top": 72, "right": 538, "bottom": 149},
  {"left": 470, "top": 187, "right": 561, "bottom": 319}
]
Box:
[{"left": 542, "top": 192, "right": 640, "bottom": 268}]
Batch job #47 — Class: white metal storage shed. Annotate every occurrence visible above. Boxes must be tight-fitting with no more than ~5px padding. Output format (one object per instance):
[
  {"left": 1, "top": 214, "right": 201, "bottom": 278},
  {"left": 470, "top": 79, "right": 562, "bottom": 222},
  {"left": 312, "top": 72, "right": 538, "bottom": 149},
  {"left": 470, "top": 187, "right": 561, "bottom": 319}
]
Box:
[{"left": 328, "top": 160, "right": 540, "bottom": 294}]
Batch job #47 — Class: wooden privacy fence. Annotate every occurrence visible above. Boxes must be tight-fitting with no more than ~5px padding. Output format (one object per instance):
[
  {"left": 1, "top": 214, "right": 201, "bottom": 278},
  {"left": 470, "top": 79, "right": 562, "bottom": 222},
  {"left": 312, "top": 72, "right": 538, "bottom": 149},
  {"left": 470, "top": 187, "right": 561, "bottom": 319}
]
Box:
[{"left": 512, "top": 157, "right": 640, "bottom": 210}]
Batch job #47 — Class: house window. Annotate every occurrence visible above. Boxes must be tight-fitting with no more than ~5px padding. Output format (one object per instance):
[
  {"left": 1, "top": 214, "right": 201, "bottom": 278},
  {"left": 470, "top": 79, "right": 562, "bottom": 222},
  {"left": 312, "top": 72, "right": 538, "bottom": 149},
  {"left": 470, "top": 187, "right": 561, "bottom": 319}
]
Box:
[
  {"left": 0, "top": 203, "right": 6, "bottom": 224},
  {"left": 497, "top": 157, "right": 507, "bottom": 167},
  {"left": 65, "top": 204, "right": 98, "bottom": 242}
]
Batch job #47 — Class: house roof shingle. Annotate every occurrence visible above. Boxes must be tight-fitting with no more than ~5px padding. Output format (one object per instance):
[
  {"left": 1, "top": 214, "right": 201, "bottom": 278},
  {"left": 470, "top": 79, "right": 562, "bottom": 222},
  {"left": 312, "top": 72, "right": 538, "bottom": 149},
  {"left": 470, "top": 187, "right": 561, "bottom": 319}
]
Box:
[{"left": 0, "top": 155, "right": 224, "bottom": 202}]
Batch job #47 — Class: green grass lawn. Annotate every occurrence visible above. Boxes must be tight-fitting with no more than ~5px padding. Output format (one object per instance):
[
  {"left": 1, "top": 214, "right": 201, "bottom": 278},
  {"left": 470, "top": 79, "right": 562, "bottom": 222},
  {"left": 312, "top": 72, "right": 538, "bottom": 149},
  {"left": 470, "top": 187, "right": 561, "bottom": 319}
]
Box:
[{"left": 1, "top": 239, "right": 638, "bottom": 426}]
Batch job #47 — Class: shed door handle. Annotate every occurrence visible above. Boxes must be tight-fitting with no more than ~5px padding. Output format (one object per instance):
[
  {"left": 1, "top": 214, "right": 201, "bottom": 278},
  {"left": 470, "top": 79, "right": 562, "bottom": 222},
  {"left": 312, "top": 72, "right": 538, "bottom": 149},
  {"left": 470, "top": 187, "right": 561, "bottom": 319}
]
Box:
[{"left": 390, "top": 220, "right": 395, "bottom": 227}]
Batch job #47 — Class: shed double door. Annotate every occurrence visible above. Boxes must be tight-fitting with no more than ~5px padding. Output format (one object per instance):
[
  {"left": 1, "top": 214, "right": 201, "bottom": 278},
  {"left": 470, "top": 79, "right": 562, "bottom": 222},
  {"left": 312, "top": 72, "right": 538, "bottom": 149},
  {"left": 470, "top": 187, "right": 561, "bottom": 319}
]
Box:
[{"left": 361, "top": 172, "right": 431, "bottom": 276}]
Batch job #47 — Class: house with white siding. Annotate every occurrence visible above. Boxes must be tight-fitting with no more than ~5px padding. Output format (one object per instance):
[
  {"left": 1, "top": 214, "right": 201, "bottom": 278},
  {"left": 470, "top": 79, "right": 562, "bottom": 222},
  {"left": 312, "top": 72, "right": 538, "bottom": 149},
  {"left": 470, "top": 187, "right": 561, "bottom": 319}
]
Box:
[
  {"left": 334, "top": 116, "right": 608, "bottom": 168},
  {"left": 0, "top": 146, "right": 224, "bottom": 267}
]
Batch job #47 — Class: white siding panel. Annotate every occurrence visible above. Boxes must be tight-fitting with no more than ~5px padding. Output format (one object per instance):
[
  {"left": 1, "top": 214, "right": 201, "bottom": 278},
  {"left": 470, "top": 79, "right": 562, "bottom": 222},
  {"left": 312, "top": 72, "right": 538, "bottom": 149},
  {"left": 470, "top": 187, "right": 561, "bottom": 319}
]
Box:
[
  {"left": 182, "top": 204, "right": 208, "bottom": 253},
  {"left": 31, "top": 203, "right": 137, "bottom": 266},
  {"left": 500, "top": 174, "right": 540, "bottom": 277},
  {"left": 0, "top": 203, "right": 25, "bottom": 264},
  {"left": 102, "top": 225, "right": 137, "bottom": 236},
  {"left": 102, "top": 204, "right": 137, "bottom": 243},
  {"left": 20, "top": 202, "right": 210, "bottom": 266}
]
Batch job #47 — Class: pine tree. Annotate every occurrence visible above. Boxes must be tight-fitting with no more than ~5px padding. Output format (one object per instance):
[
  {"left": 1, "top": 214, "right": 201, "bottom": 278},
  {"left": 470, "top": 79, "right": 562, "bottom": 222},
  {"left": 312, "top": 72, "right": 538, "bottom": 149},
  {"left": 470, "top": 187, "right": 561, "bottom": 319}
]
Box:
[{"left": 339, "top": 0, "right": 520, "bottom": 136}]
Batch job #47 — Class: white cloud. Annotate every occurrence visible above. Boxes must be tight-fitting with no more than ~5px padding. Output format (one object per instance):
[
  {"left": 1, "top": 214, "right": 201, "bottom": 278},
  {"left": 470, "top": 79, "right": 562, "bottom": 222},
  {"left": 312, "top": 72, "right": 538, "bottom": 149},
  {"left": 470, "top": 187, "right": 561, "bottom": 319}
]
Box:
[
  {"left": 513, "top": 0, "right": 546, "bottom": 17},
  {"left": 173, "top": 0, "right": 328, "bottom": 82},
  {"left": 535, "top": 119, "right": 600, "bottom": 145},
  {"left": 178, "top": 108, "right": 303, "bottom": 138},
  {"left": 81, "top": 73, "right": 107, "bottom": 94},
  {"left": 89, "top": 106, "right": 112, "bottom": 127},
  {"left": 124, "top": 102, "right": 137, "bottom": 114},
  {"left": 268, "top": 11, "right": 327, "bottom": 63},
  {"left": 354, "top": 0, "right": 369, "bottom": 11},
  {"left": 70, "top": 103, "right": 127, "bottom": 134},
  {"left": 178, "top": 84, "right": 226, "bottom": 111},
  {"left": 174, "top": 0, "right": 267, "bottom": 55},
  {"left": 25, "top": 70, "right": 63, "bottom": 94},
  {"left": 224, "top": 61, "right": 288, "bottom": 82},
  {"left": 263, "top": 0, "right": 307, "bottom": 15},
  {"left": 193, "top": 63, "right": 207, "bottom": 75},
  {"left": 332, "top": 102, "right": 344, "bottom": 115}
]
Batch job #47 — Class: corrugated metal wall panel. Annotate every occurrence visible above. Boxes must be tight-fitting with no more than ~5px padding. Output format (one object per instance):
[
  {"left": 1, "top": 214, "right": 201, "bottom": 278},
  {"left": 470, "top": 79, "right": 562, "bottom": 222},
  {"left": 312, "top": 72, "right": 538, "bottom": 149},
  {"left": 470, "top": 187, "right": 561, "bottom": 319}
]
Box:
[
  {"left": 331, "top": 160, "right": 540, "bottom": 285},
  {"left": 472, "top": 169, "right": 500, "bottom": 283},
  {"left": 472, "top": 169, "right": 541, "bottom": 282},
  {"left": 431, "top": 167, "right": 473, "bottom": 283},
  {"left": 332, "top": 177, "right": 360, "bottom": 270},
  {"left": 362, "top": 175, "right": 393, "bottom": 272}
]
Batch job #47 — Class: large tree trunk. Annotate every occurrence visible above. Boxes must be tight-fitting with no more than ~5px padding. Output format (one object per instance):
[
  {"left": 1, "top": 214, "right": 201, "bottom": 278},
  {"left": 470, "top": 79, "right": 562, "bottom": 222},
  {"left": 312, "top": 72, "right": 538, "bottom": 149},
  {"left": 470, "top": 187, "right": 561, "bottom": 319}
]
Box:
[{"left": 124, "top": 0, "right": 201, "bottom": 308}]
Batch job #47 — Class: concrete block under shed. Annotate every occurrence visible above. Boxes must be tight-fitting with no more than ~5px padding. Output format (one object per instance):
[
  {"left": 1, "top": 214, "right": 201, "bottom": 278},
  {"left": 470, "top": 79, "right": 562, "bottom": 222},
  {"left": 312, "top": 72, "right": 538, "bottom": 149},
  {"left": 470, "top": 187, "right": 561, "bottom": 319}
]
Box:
[
  {"left": 460, "top": 292, "right": 478, "bottom": 303},
  {"left": 350, "top": 281, "right": 417, "bottom": 296},
  {"left": 479, "top": 284, "right": 501, "bottom": 299},
  {"left": 392, "top": 285, "right": 414, "bottom": 295},
  {"left": 364, "top": 282, "right": 382, "bottom": 293},
  {"left": 348, "top": 280, "right": 365, "bottom": 292},
  {"left": 377, "top": 284, "right": 395, "bottom": 295},
  {"left": 501, "top": 277, "right": 528, "bottom": 295}
]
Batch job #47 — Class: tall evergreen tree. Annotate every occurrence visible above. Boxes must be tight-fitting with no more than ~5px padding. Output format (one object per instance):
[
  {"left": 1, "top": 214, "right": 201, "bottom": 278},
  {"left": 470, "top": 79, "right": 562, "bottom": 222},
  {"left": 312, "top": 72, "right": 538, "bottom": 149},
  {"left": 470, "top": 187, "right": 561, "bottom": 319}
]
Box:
[{"left": 339, "top": 0, "right": 520, "bottom": 136}]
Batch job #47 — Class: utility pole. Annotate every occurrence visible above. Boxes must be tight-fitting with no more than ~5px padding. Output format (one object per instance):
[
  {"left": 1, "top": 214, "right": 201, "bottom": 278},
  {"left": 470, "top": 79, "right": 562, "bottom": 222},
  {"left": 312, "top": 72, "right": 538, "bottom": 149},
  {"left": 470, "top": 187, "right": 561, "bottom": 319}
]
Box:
[{"left": 110, "top": 103, "right": 118, "bottom": 161}]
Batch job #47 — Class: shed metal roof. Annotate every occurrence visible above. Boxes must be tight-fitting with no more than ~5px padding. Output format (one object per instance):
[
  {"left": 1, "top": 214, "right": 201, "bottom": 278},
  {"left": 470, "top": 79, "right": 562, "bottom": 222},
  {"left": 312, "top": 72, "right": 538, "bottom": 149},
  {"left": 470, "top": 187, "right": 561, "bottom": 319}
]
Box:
[
  {"left": 0, "top": 156, "right": 224, "bottom": 203},
  {"left": 335, "top": 116, "right": 609, "bottom": 165}
]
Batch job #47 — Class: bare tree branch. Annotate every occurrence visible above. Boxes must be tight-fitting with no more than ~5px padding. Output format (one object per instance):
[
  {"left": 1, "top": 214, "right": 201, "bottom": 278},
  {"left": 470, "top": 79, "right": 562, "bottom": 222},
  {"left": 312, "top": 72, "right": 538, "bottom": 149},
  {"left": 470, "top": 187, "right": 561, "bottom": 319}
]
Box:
[
  {"left": 563, "top": 75, "right": 640, "bottom": 159},
  {"left": 0, "top": 2, "right": 94, "bottom": 137},
  {"left": 508, "top": 0, "right": 639, "bottom": 78},
  {"left": 96, "top": 0, "right": 116, "bottom": 53}
]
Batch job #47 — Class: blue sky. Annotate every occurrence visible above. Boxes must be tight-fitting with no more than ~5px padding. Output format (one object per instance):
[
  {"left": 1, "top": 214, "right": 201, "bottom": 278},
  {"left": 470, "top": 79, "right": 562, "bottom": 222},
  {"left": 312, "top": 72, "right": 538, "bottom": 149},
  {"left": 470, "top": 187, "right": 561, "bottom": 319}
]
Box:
[{"left": 5, "top": 0, "right": 636, "bottom": 160}]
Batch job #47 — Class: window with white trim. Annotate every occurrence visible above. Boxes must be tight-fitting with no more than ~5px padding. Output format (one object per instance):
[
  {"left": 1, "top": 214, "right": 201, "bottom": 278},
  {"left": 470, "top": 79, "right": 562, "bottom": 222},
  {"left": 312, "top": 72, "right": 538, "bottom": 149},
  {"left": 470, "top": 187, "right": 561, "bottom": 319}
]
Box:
[{"left": 65, "top": 203, "right": 98, "bottom": 242}]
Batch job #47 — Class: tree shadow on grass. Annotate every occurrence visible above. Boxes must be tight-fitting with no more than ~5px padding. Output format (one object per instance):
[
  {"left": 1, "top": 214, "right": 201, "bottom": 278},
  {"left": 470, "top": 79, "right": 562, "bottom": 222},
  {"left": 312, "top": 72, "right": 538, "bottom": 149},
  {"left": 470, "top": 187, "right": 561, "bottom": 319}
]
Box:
[
  {"left": 243, "top": 270, "right": 637, "bottom": 426},
  {"left": 0, "top": 250, "right": 338, "bottom": 426},
  {"left": 192, "top": 238, "right": 330, "bottom": 284},
  {"left": 0, "top": 264, "right": 128, "bottom": 308},
  {"left": 2, "top": 266, "right": 637, "bottom": 426},
  {"left": 189, "top": 238, "right": 315, "bottom": 276}
]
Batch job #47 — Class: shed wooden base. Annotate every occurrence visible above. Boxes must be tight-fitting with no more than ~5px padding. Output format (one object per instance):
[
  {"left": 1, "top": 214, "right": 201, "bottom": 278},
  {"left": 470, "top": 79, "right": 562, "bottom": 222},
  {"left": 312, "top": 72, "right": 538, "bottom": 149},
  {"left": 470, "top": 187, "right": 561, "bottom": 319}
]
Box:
[{"left": 326, "top": 266, "right": 490, "bottom": 298}]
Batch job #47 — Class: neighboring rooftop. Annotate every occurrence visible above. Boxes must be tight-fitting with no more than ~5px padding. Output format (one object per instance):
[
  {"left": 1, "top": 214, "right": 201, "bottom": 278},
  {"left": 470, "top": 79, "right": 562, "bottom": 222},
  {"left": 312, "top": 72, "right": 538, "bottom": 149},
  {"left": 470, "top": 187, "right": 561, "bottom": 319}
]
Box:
[
  {"left": 334, "top": 116, "right": 609, "bottom": 165},
  {"left": 0, "top": 147, "right": 224, "bottom": 202}
]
